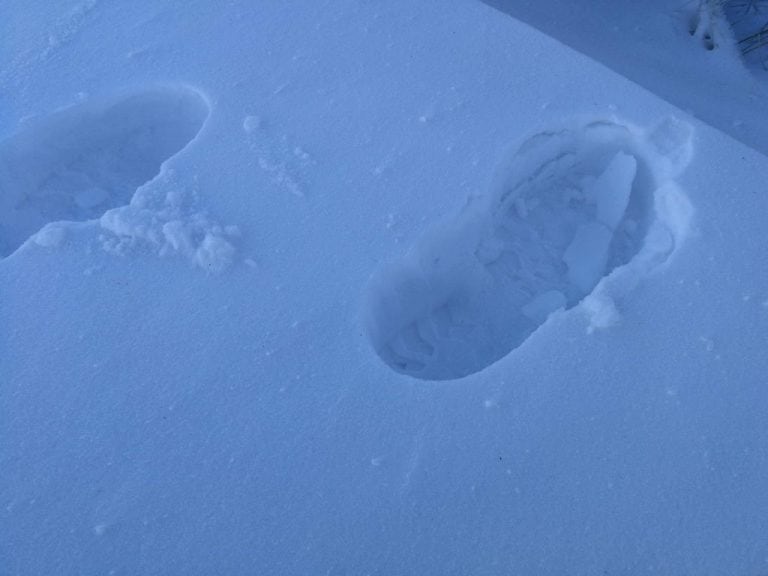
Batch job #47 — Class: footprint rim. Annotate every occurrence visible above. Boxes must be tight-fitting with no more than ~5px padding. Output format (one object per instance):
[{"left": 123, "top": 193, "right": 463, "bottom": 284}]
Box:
[
  {"left": 364, "top": 117, "right": 691, "bottom": 381},
  {"left": 0, "top": 84, "right": 211, "bottom": 260}
]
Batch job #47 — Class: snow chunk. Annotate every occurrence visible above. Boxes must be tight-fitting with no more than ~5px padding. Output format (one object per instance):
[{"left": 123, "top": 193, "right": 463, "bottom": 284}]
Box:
[
  {"left": 590, "top": 152, "right": 637, "bottom": 230},
  {"left": 195, "top": 233, "right": 236, "bottom": 274},
  {"left": 582, "top": 293, "right": 621, "bottom": 333},
  {"left": 162, "top": 220, "right": 196, "bottom": 254},
  {"left": 563, "top": 222, "right": 612, "bottom": 293}
]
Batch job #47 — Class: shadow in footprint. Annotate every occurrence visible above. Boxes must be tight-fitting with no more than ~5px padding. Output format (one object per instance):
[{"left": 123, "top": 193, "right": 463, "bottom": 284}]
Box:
[
  {"left": 364, "top": 118, "right": 693, "bottom": 381},
  {"left": 0, "top": 85, "right": 210, "bottom": 258}
]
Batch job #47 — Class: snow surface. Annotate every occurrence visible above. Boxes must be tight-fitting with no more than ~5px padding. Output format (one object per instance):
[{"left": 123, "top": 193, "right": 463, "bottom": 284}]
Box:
[
  {"left": 483, "top": 0, "right": 768, "bottom": 154},
  {"left": 2, "top": 1, "right": 768, "bottom": 575}
]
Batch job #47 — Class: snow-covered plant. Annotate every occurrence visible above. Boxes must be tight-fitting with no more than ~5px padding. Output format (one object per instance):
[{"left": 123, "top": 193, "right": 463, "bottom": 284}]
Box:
[
  {"left": 724, "top": 0, "right": 768, "bottom": 59},
  {"left": 690, "top": 0, "right": 768, "bottom": 65},
  {"left": 689, "top": 0, "right": 727, "bottom": 50}
]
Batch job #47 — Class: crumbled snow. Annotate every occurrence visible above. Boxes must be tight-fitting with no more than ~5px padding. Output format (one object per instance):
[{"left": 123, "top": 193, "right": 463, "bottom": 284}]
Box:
[{"left": 99, "top": 170, "right": 238, "bottom": 273}]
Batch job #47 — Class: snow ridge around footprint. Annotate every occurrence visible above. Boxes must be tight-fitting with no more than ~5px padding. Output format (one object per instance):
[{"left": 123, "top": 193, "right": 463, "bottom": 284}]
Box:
[
  {"left": 0, "top": 85, "right": 209, "bottom": 258},
  {"left": 365, "top": 118, "right": 693, "bottom": 381}
]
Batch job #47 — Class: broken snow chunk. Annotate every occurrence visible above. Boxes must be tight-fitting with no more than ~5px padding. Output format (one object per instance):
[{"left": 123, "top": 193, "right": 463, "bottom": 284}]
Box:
[
  {"left": 563, "top": 222, "right": 613, "bottom": 293},
  {"left": 195, "top": 233, "right": 235, "bottom": 274},
  {"left": 100, "top": 206, "right": 162, "bottom": 245},
  {"left": 162, "top": 220, "right": 195, "bottom": 255},
  {"left": 589, "top": 151, "right": 636, "bottom": 230},
  {"left": 583, "top": 293, "right": 621, "bottom": 333},
  {"left": 521, "top": 290, "right": 566, "bottom": 324}
]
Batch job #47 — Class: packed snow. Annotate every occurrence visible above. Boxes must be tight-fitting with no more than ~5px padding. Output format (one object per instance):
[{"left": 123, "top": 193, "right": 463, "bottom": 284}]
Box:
[{"left": 2, "top": 1, "right": 768, "bottom": 575}]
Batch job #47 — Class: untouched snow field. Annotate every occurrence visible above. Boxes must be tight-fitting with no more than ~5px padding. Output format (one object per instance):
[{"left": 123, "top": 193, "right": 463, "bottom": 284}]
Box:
[{"left": 2, "top": 1, "right": 768, "bottom": 574}]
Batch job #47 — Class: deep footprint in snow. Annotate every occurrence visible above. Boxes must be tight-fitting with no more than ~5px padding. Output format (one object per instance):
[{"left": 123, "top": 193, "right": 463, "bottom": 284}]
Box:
[
  {"left": 365, "top": 119, "right": 693, "bottom": 380},
  {"left": 0, "top": 85, "right": 209, "bottom": 258}
]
